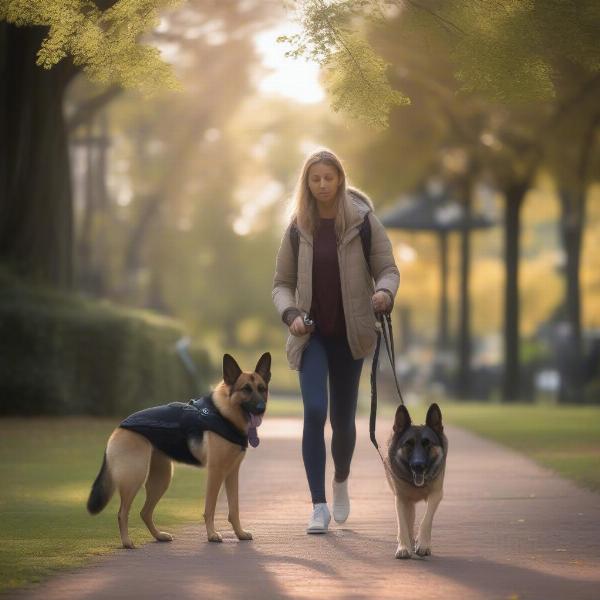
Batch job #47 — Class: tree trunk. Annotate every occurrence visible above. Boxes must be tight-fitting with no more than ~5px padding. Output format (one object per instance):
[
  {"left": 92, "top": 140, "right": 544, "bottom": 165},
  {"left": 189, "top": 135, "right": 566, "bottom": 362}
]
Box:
[
  {"left": 74, "top": 114, "right": 110, "bottom": 296},
  {"left": 457, "top": 186, "right": 472, "bottom": 399},
  {"left": 437, "top": 231, "right": 450, "bottom": 352},
  {"left": 0, "top": 23, "right": 77, "bottom": 286},
  {"left": 556, "top": 112, "right": 599, "bottom": 402},
  {"left": 117, "top": 192, "right": 162, "bottom": 301},
  {"left": 502, "top": 182, "right": 528, "bottom": 402},
  {"left": 558, "top": 189, "right": 585, "bottom": 403},
  {"left": 78, "top": 121, "right": 96, "bottom": 284}
]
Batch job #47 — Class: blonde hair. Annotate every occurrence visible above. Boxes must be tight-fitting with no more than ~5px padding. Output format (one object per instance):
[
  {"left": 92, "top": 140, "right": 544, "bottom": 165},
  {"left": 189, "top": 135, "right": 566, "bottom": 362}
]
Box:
[{"left": 290, "top": 149, "right": 348, "bottom": 236}]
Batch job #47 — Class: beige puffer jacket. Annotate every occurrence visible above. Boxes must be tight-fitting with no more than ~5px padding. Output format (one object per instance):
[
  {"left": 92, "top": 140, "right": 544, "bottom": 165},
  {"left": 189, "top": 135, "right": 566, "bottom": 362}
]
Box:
[{"left": 272, "top": 188, "right": 400, "bottom": 370}]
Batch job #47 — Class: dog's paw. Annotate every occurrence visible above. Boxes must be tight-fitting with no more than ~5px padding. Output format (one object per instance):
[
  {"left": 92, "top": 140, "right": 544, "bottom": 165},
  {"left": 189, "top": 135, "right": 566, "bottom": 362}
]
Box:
[
  {"left": 236, "top": 530, "right": 253, "bottom": 541},
  {"left": 415, "top": 539, "right": 431, "bottom": 557},
  {"left": 122, "top": 540, "right": 136, "bottom": 550},
  {"left": 208, "top": 531, "right": 223, "bottom": 543},
  {"left": 156, "top": 532, "right": 173, "bottom": 542},
  {"left": 395, "top": 545, "right": 412, "bottom": 559}
]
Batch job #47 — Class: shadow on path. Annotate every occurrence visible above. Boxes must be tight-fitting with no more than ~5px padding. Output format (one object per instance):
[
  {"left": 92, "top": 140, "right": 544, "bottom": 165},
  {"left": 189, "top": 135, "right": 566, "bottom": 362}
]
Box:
[{"left": 9, "top": 419, "right": 600, "bottom": 600}]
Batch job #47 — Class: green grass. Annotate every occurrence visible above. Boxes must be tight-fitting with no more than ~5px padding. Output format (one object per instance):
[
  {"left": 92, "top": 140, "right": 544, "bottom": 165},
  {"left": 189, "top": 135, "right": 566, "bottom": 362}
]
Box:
[
  {"left": 375, "top": 400, "right": 600, "bottom": 492},
  {"left": 270, "top": 394, "right": 600, "bottom": 492},
  {"left": 0, "top": 418, "right": 206, "bottom": 594},
  {"left": 272, "top": 394, "right": 600, "bottom": 492},
  {"left": 2, "top": 402, "right": 599, "bottom": 592},
  {"left": 265, "top": 395, "right": 304, "bottom": 417},
  {"left": 441, "top": 402, "right": 600, "bottom": 492}
]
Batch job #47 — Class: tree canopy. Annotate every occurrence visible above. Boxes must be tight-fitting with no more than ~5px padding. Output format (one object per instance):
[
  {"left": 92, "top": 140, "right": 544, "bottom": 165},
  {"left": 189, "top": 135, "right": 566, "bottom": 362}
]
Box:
[
  {"left": 2, "top": 0, "right": 182, "bottom": 94},
  {"left": 282, "top": 0, "right": 600, "bottom": 128}
]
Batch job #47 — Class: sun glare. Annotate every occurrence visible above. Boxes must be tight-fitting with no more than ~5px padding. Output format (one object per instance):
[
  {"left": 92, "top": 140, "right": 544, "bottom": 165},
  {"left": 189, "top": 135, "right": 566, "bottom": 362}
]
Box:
[{"left": 254, "top": 24, "right": 325, "bottom": 104}]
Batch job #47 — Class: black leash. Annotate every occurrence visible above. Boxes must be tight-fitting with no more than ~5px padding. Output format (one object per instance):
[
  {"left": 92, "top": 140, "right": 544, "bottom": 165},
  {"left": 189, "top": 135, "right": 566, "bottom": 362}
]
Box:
[{"left": 369, "top": 312, "right": 405, "bottom": 464}]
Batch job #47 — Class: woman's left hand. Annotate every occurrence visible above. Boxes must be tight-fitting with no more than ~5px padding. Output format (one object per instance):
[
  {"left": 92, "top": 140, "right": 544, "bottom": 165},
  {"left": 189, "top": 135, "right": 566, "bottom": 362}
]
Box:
[{"left": 371, "top": 290, "right": 392, "bottom": 314}]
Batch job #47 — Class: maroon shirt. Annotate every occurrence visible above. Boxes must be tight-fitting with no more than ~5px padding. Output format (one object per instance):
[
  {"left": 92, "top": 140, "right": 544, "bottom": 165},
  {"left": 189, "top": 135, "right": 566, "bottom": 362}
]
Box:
[{"left": 311, "top": 218, "right": 346, "bottom": 337}]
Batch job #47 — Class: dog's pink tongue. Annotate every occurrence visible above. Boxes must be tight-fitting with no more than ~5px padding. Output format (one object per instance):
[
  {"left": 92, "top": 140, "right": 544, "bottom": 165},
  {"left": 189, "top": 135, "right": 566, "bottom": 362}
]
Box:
[{"left": 248, "top": 414, "right": 263, "bottom": 448}]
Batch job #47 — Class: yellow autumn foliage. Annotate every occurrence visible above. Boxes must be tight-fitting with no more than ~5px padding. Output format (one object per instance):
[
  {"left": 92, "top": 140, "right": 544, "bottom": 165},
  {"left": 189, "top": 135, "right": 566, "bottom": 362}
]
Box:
[
  {"left": 2, "top": 0, "right": 183, "bottom": 95},
  {"left": 387, "top": 183, "right": 600, "bottom": 341}
]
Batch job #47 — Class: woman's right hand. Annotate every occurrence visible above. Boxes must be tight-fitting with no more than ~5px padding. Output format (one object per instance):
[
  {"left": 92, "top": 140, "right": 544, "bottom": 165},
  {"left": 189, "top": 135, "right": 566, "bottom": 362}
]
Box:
[{"left": 289, "top": 315, "right": 314, "bottom": 337}]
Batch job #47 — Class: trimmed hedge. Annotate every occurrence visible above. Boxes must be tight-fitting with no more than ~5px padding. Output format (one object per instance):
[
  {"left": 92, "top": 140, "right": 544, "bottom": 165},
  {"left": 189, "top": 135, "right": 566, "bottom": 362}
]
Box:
[{"left": 0, "top": 273, "right": 215, "bottom": 416}]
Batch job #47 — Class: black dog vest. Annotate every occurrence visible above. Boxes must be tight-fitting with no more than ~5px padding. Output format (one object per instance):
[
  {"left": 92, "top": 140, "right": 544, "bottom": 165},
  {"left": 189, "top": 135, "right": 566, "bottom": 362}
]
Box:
[{"left": 119, "top": 395, "right": 248, "bottom": 465}]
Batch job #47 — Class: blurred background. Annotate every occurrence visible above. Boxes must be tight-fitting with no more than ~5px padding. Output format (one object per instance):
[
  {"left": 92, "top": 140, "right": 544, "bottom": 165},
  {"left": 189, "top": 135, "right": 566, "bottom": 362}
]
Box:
[
  {"left": 1, "top": 0, "right": 599, "bottom": 417},
  {"left": 1, "top": 2, "right": 600, "bottom": 590}
]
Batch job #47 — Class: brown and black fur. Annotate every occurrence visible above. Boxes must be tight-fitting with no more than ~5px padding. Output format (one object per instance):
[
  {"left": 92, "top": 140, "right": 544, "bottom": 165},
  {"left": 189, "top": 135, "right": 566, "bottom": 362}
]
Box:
[
  {"left": 385, "top": 403, "right": 448, "bottom": 559},
  {"left": 87, "top": 352, "right": 271, "bottom": 548}
]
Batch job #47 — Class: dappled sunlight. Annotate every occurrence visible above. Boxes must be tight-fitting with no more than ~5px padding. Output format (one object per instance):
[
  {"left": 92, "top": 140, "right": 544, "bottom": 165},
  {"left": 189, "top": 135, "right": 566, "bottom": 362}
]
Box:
[
  {"left": 36, "top": 484, "right": 89, "bottom": 506},
  {"left": 0, "top": 417, "right": 209, "bottom": 592},
  {"left": 254, "top": 23, "right": 325, "bottom": 104},
  {"left": 2, "top": 1, "right": 600, "bottom": 594}
]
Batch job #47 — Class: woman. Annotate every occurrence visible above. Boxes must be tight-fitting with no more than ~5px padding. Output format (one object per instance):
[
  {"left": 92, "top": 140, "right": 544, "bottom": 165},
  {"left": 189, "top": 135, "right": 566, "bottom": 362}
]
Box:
[{"left": 272, "top": 149, "right": 399, "bottom": 533}]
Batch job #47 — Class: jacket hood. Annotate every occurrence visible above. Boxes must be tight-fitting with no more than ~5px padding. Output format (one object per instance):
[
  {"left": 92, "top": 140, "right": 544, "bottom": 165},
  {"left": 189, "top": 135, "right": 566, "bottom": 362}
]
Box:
[
  {"left": 344, "top": 186, "right": 374, "bottom": 230},
  {"left": 347, "top": 186, "right": 374, "bottom": 212}
]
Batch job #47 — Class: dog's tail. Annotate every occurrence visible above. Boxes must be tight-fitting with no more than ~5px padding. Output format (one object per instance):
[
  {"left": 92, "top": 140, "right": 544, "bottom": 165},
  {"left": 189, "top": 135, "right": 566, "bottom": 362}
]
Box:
[{"left": 87, "top": 452, "right": 114, "bottom": 515}]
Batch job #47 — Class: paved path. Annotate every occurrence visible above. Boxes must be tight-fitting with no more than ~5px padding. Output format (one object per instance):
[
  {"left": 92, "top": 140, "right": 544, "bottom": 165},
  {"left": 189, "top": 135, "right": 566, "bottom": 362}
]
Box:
[{"left": 11, "top": 417, "right": 600, "bottom": 600}]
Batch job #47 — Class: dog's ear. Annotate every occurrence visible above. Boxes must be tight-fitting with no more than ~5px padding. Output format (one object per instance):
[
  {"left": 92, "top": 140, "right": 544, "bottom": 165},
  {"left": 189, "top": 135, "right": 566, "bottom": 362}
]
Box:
[
  {"left": 393, "top": 404, "right": 412, "bottom": 434},
  {"left": 223, "top": 354, "right": 243, "bottom": 387},
  {"left": 254, "top": 352, "right": 271, "bottom": 385},
  {"left": 426, "top": 403, "right": 444, "bottom": 436}
]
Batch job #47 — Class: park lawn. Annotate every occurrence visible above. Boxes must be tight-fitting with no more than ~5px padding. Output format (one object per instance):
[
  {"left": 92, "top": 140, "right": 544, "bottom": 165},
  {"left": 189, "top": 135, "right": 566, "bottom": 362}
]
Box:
[
  {"left": 264, "top": 394, "right": 304, "bottom": 417},
  {"left": 1, "top": 402, "right": 598, "bottom": 592},
  {"left": 270, "top": 396, "right": 600, "bottom": 492},
  {"left": 375, "top": 401, "right": 600, "bottom": 493},
  {"left": 0, "top": 418, "right": 206, "bottom": 594},
  {"left": 440, "top": 402, "right": 600, "bottom": 492}
]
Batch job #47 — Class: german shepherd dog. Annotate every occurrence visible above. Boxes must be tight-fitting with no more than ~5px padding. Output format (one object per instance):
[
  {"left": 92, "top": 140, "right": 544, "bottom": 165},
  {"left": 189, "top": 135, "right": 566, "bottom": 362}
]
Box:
[
  {"left": 385, "top": 403, "right": 447, "bottom": 559},
  {"left": 87, "top": 352, "right": 271, "bottom": 548}
]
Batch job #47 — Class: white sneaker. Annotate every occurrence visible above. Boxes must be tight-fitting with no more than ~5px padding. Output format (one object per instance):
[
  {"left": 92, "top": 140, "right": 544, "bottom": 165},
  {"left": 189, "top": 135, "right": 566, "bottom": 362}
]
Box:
[
  {"left": 332, "top": 478, "right": 350, "bottom": 524},
  {"left": 306, "top": 503, "right": 331, "bottom": 534}
]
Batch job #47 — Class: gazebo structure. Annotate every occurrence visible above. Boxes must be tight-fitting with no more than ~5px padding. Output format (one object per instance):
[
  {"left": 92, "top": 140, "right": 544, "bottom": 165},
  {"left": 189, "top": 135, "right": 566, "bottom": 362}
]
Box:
[{"left": 380, "top": 181, "right": 496, "bottom": 394}]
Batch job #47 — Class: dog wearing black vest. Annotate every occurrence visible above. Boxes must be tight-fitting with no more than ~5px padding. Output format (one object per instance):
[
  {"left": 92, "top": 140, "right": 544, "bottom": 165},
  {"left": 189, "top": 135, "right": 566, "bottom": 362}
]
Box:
[{"left": 87, "top": 352, "right": 271, "bottom": 548}]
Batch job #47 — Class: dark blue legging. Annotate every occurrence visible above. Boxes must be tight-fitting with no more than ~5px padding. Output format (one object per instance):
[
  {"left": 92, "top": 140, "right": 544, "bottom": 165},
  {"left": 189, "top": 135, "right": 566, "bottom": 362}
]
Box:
[{"left": 299, "top": 333, "right": 364, "bottom": 504}]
